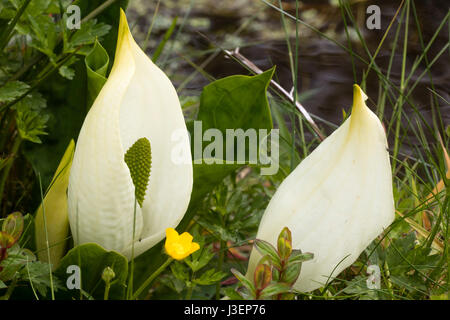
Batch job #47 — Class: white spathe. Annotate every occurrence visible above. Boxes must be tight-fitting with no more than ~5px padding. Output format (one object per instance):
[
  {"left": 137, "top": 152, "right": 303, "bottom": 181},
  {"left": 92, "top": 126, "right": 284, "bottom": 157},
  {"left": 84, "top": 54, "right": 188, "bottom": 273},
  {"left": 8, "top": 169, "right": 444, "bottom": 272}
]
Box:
[
  {"left": 247, "top": 85, "right": 395, "bottom": 292},
  {"left": 67, "top": 10, "right": 193, "bottom": 259}
]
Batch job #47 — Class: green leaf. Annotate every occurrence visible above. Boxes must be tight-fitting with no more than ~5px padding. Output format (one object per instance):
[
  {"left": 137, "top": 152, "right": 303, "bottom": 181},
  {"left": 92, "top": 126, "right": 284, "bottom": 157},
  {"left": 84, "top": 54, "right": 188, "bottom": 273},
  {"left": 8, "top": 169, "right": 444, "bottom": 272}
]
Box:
[
  {"left": 253, "top": 239, "right": 281, "bottom": 269},
  {"left": 193, "top": 269, "right": 227, "bottom": 286},
  {"left": 0, "top": 247, "right": 45, "bottom": 289},
  {"left": 67, "top": 19, "right": 111, "bottom": 50},
  {"left": 12, "top": 91, "right": 49, "bottom": 143},
  {"left": 58, "top": 65, "right": 75, "bottom": 80},
  {"left": 19, "top": 259, "right": 64, "bottom": 297},
  {"left": 0, "top": 81, "right": 29, "bottom": 103},
  {"left": 26, "top": 13, "right": 58, "bottom": 60},
  {"left": 223, "top": 286, "right": 244, "bottom": 300},
  {"left": 124, "top": 138, "right": 151, "bottom": 208},
  {"left": 259, "top": 282, "right": 291, "bottom": 298},
  {"left": 55, "top": 243, "right": 128, "bottom": 300},
  {"left": 254, "top": 264, "right": 272, "bottom": 290},
  {"left": 196, "top": 218, "right": 241, "bottom": 243},
  {"left": 170, "top": 261, "right": 189, "bottom": 282},
  {"left": 85, "top": 38, "right": 109, "bottom": 109},
  {"left": 386, "top": 233, "right": 416, "bottom": 273},
  {"left": 184, "top": 244, "right": 215, "bottom": 272},
  {"left": 16, "top": 108, "right": 49, "bottom": 143},
  {"left": 152, "top": 16, "right": 177, "bottom": 63},
  {"left": 0, "top": 231, "right": 15, "bottom": 250},
  {"left": 288, "top": 250, "right": 314, "bottom": 265},
  {"left": 277, "top": 227, "right": 292, "bottom": 260},
  {"left": 281, "top": 261, "right": 302, "bottom": 285},
  {"left": 197, "top": 68, "right": 274, "bottom": 136},
  {"left": 231, "top": 268, "right": 255, "bottom": 296},
  {"left": 2, "top": 211, "right": 24, "bottom": 242},
  {"left": 72, "top": 0, "right": 129, "bottom": 68}
]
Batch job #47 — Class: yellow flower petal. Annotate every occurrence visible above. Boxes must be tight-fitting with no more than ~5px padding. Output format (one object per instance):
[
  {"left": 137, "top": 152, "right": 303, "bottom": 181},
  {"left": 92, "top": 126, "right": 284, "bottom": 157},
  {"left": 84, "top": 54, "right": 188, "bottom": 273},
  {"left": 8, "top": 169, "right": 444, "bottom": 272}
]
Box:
[{"left": 164, "top": 228, "right": 199, "bottom": 260}]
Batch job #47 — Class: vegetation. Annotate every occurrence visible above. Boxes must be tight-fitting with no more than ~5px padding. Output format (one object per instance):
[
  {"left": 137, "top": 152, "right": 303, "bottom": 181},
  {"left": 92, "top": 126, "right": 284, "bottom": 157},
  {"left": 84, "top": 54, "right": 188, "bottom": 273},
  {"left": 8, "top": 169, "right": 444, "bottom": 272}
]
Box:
[{"left": 0, "top": 0, "right": 448, "bottom": 300}]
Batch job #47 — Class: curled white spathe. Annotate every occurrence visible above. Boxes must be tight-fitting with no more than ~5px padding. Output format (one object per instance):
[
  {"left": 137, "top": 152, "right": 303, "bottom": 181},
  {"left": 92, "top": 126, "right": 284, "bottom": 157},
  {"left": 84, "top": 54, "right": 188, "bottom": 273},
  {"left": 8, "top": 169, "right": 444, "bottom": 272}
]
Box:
[
  {"left": 247, "top": 85, "right": 395, "bottom": 292},
  {"left": 67, "top": 10, "right": 193, "bottom": 259}
]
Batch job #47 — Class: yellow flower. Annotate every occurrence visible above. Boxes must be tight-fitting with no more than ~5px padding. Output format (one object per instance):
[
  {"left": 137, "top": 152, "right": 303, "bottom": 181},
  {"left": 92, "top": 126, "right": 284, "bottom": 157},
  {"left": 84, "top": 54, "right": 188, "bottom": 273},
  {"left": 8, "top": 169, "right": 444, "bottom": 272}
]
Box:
[{"left": 164, "top": 228, "right": 200, "bottom": 260}]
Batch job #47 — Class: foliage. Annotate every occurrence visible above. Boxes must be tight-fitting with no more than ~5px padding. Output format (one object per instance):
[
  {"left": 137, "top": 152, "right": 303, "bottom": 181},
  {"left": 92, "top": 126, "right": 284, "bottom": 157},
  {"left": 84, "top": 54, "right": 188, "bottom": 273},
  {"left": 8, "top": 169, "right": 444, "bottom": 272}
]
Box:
[{"left": 0, "top": 0, "right": 448, "bottom": 301}]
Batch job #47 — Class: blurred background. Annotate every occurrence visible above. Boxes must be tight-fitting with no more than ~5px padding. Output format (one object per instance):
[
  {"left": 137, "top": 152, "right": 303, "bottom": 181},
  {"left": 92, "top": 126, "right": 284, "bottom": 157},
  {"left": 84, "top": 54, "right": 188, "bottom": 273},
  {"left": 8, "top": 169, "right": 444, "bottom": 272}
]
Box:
[{"left": 127, "top": 0, "right": 449, "bottom": 150}]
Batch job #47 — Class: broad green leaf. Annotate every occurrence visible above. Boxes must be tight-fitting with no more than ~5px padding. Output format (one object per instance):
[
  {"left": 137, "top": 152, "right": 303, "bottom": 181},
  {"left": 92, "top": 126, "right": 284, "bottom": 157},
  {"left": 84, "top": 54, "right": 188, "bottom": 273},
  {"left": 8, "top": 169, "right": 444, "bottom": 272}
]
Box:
[
  {"left": 55, "top": 243, "right": 128, "bottom": 300},
  {"left": 85, "top": 39, "right": 109, "bottom": 109},
  {"left": 197, "top": 68, "right": 274, "bottom": 135}
]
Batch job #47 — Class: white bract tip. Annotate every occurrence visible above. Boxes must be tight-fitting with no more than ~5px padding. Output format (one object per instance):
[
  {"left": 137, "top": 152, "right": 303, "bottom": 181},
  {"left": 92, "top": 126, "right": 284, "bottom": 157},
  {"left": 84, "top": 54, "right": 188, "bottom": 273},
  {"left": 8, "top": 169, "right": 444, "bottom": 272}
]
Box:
[
  {"left": 247, "top": 85, "right": 394, "bottom": 292},
  {"left": 67, "top": 10, "right": 193, "bottom": 259}
]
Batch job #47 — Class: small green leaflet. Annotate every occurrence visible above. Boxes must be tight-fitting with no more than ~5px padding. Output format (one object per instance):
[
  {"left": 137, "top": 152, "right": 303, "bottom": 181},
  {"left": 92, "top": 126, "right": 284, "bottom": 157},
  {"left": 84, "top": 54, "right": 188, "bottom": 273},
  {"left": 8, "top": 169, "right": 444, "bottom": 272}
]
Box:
[
  {"left": 124, "top": 137, "right": 151, "bottom": 207},
  {"left": 0, "top": 81, "right": 29, "bottom": 103}
]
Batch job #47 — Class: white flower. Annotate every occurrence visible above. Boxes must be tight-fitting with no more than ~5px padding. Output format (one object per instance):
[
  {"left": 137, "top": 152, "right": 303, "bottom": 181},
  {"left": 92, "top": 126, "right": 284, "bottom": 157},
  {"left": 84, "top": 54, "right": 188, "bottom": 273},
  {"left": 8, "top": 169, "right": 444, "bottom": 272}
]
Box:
[
  {"left": 67, "top": 10, "right": 193, "bottom": 259},
  {"left": 247, "top": 85, "right": 395, "bottom": 292}
]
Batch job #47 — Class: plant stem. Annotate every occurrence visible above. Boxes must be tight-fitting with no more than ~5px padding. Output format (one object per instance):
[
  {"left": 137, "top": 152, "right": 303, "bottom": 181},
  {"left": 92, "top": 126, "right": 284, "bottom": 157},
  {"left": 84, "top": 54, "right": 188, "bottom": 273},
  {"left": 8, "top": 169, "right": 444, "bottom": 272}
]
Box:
[
  {"left": 131, "top": 257, "right": 173, "bottom": 300},
  {"left": 0, "top": 277, "right": 17, "bottom": 300},
  {"left": 127, "top": 198, "right": 137, "bottom": 299},
  {"left": 104, "top": 283, "right": 111, "bottom": 300},
  {"left": 0, "top": 0, "right": 32, "bottom": 51},
  {"left": 0, "top": 47, "right": 83, "bottom": 113},
  {"left": 215, "top": 240, "right": 226, "bottom": 299},
  {"left": 0, "top": 134, "right": 22, "bottom": 210},
  {"left": 186, "top": 274, "right": 196, "bottom": 300},
  {"left": 80, "top": 0, "right": 118, "bottom": 24}
]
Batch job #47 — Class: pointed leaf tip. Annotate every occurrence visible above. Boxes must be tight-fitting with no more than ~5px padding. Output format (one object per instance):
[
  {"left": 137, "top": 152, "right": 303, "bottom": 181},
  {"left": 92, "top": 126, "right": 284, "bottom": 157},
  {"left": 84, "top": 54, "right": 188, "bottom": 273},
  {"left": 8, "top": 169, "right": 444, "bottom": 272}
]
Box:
[{"left": 350, "top": 84, "right": 370, "bottom": 124}]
